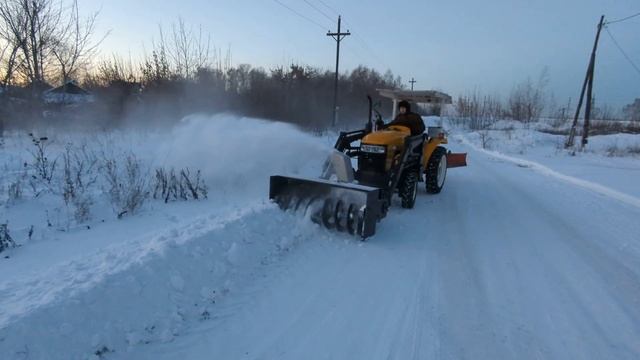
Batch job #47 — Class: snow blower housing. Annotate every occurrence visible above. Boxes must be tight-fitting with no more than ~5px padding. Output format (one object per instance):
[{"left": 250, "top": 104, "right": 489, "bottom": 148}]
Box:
[{"left": 270, "top": 92, "right": 466, "bottom": 239}]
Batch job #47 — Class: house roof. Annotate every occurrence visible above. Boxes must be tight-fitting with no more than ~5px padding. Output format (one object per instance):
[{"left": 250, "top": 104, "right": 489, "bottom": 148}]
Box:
[
  {"left": 45, "top": 81, "right": 91, "bottom": 96},
  {"left": 377, "top": 89, "right": 452, "bottom": 104}
]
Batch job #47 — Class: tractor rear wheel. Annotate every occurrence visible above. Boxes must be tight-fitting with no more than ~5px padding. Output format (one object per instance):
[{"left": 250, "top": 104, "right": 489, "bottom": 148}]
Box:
[
  {"left": 426, "top": 146, "right": 447, "bottom": 194},
  {"left": 399, "top": 170, "right": 419, "bottom": 209}
]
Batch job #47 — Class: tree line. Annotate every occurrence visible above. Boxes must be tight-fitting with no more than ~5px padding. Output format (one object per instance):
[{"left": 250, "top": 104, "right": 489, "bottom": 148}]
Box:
[
  {"left": 0, "top": 1, "right": 402, "bottom": 134},
  {"left": 1, "top": 0, "right": 637, "bottom": 135}
]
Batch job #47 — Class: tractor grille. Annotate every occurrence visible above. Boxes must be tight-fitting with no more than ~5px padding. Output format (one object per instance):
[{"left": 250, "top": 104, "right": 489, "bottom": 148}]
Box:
[{"left": 358, "top": 151, "right": 386, "bottom": 173}]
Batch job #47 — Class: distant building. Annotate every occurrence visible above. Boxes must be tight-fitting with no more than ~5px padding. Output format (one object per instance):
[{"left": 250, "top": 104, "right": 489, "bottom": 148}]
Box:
[
  {"left": 43, "top": 81, "right": 94, "bottom": 105},
  {"left": 377, "top": 89, "right": 452, "bottom": 117}
]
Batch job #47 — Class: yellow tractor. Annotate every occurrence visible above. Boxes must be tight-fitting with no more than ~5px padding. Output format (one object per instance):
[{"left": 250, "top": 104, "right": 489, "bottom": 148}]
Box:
[{"left": 270, "top": 94, "right": 466, "bottom": 239}]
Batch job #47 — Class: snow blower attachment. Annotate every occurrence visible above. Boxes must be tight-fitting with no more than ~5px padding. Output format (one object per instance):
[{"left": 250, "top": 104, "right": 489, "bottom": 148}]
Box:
[
  {"left": 269, "top": 176, "right": 384, "bottom": 238},
  {"left": 270, "top": 94, "right": 466, "bottom": 239}
]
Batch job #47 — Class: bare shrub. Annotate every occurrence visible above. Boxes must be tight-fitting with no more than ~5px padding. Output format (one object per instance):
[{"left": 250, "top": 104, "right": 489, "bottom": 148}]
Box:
[
  {"left": 479, "top": 130, "right": 492, "bottom": 149},
  {"left": 28, "top": 135, "right": 57, "bottom": 186},
  {"left": 181, "top": 168, "right": 207, "bottom": 200},
  {"left": 153, "top": 167, "right": 207, "bottom": 203},
  {"left": 454, "top": 91, "right": 504, "bottom": 130},
  {"left": 550, "top": 99, "right": 572, "bottom": 129},
  {"left": 102, "top": 154, "right": 149, "bottom": 218},
  {"left": 591, "top": 104, "right": 621, "bottom": 121},
  {"left": 61, "top": 143, "right": 98, "bottom": 223},
  {"left": 605, "top": 145, "right": 640, "bottom": 157},
  {"left": 0, "top": 223, "right": 15, "bottom": 253},
  {"left": 7, "top": 178, "right": 22, "bottom": 203},
  {"left": 623, "top": 98, "right": 640, "bottom": 122},
  {"left": 71, "top": 195, "right": 92, "bottom": 223}
]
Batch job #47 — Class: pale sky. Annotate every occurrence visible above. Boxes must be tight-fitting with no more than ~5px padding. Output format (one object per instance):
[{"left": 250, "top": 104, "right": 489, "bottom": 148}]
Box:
[{"left": 83, "top": 0, "right": 639, "bottom": 108}]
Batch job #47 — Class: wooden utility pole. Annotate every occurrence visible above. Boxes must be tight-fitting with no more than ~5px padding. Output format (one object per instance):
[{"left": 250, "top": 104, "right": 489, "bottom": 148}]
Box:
[
  {"left": 327, "top": 16, "right": 350, "bottom": 127},
  {"left": 409, "top": 78, "right": 417, "bottom": 91},
  {"left": 566, "top": 15, "right": 605, "bottom": 149}
]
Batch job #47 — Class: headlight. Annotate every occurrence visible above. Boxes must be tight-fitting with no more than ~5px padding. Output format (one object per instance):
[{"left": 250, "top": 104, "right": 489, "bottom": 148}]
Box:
[{"left": 361, "top": 144, "right": 386, "bottom": 154}]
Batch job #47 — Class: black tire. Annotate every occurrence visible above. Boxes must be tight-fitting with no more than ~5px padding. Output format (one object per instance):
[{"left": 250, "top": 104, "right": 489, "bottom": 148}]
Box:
[
  {"left": 399, "top": 170, "right": 419, "bottom": 209},
  {"left": 426, "top": 146, "right": 447, "bottom": 194}
]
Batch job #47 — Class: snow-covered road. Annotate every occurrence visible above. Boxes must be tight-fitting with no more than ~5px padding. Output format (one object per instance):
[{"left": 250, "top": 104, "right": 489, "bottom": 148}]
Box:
[{"left": 124, "top": 143, "right": 640, "bottom": 360}]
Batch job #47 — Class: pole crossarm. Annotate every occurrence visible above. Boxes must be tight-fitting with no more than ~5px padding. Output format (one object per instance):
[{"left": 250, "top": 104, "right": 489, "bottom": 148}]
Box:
[{"left": 409, "top": 78, "right": 417, "bottom": 91}]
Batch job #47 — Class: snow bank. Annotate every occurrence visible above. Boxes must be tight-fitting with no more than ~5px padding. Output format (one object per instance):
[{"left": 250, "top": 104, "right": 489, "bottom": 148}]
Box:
[{"left": 0, "top": 208, "right": 324, "bottom": 360}]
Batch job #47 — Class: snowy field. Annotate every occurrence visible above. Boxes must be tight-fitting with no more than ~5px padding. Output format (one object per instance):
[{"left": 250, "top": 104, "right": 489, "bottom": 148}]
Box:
[
  {"left": 456, "top": 119, "right": 640, "bottom": 198},
  {"left": 1, "top": 115, "right": 640, "bottom": 359}
]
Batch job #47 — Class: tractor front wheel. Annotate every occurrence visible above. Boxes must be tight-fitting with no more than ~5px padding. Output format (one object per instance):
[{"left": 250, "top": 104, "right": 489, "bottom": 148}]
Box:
[
  {"left": 399, "top": 170, "right": 419, "bottom": 209},
  {"left": 426, "top": 146, "right": 447, "bottom": 194}
]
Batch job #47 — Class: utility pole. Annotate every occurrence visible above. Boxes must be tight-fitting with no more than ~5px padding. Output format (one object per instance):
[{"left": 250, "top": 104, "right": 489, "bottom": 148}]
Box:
[
  {"left": 409, "top": 78, "right": 417, "bottom": 91},
  {"left": 566, "top": 15, "right": 605, "bottom": 149},
  {"left": 327, "top": 15, "right": 350, "bottom": 127}
]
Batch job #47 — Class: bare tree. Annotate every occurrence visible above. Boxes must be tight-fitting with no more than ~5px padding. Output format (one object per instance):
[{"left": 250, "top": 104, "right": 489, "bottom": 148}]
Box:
[
  {"left": 1, "top": 38, "right": 21, "bottom": 87},
  {"left": 0, "top": 0, "right": 105, "bottom": 87},
  {"left": 0, "top": 0, "right": 64, "bottom": 86},
  {"left": 149, "top": 19, "right": 212, "bottom": 80},
  {"left": 0, "top": 38, "right": 20, "bottom": 136},
  {"left": 508, "top": 68, "right": 549, "bottom": 124},
  {"left": 167, "top": 18, "right": 211, "bottom": 79},
  {"left": 623, "top": 99, "right": 640, "bottom": 122},
  {"left": 0, "top": 4, "right": 26, "bottom": 88},
  {"left": 50, "top": 0, "right": 105, "bottom": 83}
]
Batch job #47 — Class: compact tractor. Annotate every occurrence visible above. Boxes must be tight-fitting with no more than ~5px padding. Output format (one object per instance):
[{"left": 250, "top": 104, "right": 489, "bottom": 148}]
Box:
[{"left": 270, "top": 91, "right": 467, "bottom": 239}]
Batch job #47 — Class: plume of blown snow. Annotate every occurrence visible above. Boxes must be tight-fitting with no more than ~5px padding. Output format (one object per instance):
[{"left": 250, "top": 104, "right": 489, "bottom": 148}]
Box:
[{"left": 156, "top": 114, "right": 331, "bottom": 200}]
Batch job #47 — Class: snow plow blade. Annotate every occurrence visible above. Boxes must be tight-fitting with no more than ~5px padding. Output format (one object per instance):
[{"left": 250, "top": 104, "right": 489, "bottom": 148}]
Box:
[
  {"left": 447, "top": 152, "right": 467, "bottom": 168},
  {"left": 269, "top": 175, "right": 384, "bottom": 239}
]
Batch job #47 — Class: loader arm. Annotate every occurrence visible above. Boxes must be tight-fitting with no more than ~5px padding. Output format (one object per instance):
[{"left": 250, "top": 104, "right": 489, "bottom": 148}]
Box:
[{"left": 334, "top": 129, "right": 368, "bottom": 157}]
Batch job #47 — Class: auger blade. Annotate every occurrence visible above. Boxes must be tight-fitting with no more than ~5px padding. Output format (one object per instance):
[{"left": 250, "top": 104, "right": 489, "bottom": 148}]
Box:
[{"left": 269, "top": 175, "right": 384, "bottom": 238}]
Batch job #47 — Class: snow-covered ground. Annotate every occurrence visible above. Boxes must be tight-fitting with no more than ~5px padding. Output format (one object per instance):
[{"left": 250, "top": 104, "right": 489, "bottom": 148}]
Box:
[
  {"left": 0, "top": 115, "right": 332, "bottom": 359},
  {"left": 1, "top": 116, "right": 640, "bottom": 359},
  {"left": 456, "top": 120, "right": 640, "bottom": 198}
]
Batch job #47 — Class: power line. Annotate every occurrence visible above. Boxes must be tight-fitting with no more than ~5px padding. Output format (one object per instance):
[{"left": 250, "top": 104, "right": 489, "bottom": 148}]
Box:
[
  {"left": 348, "top": 29, "right": 391, "bottom": 70},
  {"left": 286, "top": 0, "right": 391, "bottom": 72},
  {"left": 604, "top": 26, "right": 640, "bottom": 77},
  {"left": 271, "top": 0, "right": 329, "bottom": 31},
  {"left": 605, "top": 12, "right": 640, "bottom": 25},
  {"left": 302, "top": 0, "right": 336, "bottom": 24},
  {"left": 313, "top": 0, "right": 392, "bottom": 70},
  {"left": 316, "top": 0, "right": 340, "bottom": 17}
]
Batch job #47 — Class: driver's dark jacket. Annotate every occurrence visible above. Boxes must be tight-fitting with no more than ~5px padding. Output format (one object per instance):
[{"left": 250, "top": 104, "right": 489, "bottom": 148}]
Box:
[{"left": 383, "top": 112, "right": 426, "bottom": 135}]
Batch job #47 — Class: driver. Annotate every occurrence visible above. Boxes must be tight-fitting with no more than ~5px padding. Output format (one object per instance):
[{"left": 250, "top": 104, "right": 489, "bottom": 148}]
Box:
[{"left": 381, "top": 100, "right": 425, "bottom": 135}]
